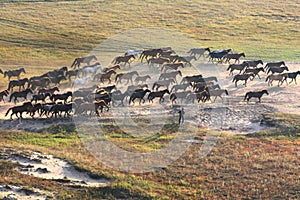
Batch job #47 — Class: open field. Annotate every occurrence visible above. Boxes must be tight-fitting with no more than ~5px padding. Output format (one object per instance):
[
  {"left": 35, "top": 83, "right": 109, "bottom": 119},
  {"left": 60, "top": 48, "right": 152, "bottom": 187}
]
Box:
[{"left": 0, "top": 0, "right": 300, "bottom": 199}]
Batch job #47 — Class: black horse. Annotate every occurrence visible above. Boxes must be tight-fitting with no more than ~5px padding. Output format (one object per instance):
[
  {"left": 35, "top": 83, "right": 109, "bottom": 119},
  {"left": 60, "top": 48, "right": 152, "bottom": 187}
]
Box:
[
  {"left": 244, "top": 90, "right": 269, "bottom": 102},
  {"left": 7, "top": 78, "right": 29, "bottom": 91},
  {"left": 129, "top": 89, "right": 151, "bottom": 105},
  {"left": 207, "top": 49, "right": 232, "bottom": 63},
  {"left": 9, "top": 88, "right": 33, "bottom": 104}
]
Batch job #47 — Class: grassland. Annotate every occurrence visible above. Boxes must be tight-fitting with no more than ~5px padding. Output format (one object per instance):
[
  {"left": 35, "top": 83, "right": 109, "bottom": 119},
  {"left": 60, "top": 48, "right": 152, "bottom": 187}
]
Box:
[
  {"left": 0, "top": 0, "right": 299, "bottom": 69},
  {"left": 0, "top": 113, "right": 299, "bottom": 199}
]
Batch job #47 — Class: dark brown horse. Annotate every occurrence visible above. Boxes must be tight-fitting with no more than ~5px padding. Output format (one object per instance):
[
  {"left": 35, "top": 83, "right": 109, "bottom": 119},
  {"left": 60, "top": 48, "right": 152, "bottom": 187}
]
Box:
[
  {"left": 135, "top": 75, "right": 151, "bottom": 84},
  {"left": 7, "top": 78, "right": 29, "bottom": 91},
  {"left": 244, "top": 90, "right": 269, "bottom": 102},
  {"left": 5, "top": 102, "right": 32, "bottom": 119},
  {"left": 102, "top": 65, "right": 121, "bottom": 73},
  {"left": 285, "top": 71, "right": 300, "bottom": 84},
  {"left": 148, "top": 89, "right": 170, "bottom": 103},
  {"left": 140, "top": 48, "right": 163, "bottom": 62},
  {"left": 223, "top": 53, "right": 245, "bottom": 64},
  {"left": 115, "top": 71, "right": 139, "bottom": 84},
  {"left": 95, "top": 70, "right": 117, "bottom": 84},
  {"left": 267, "top": 66, "right": 289, "bottom": 74},
  {"left": 265, "top": 61, "right": 286, "bottom": 70},
  {"left": 129, "top": 89, "right": 151, "bottom": 105},
  {"left": 161, "top": 62, "right": 184, "bottom": 72},
  {"left": 227, "top": 62, "right": 249, "bottom": 75},
  {"left": 243, "top": 60, "right": 263, "bottom": 68},
  {"left": 9, "top": 88, "right": 33, "bottom": 104},
  {"left": 38, "top": 87, "right": 60, "bottom": 95},
  {"left": 265, "top": 74, "right": 288, "bottom": 86},
  {"left": 243, "top": 67, "right": 265, "bottom": 79},
  {"left": 208, "top": 89, "right": 229, "bottom": 102}
]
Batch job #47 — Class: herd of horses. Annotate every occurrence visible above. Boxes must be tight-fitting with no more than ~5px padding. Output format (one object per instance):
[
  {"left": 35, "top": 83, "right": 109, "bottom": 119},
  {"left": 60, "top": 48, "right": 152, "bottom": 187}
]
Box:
[{"left": 0, "top": 46, "right": 299, "bottom": 120}]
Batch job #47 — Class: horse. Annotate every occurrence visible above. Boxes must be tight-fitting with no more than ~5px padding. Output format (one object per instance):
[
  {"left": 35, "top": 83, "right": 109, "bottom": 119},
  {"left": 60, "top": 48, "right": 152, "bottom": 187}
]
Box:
[
  {"left": 111, "top": 90, "right": 129, "bottom": 106},
  {"left": 148, "top": 89, "right": 170, "bottom": 103},
  {"left": 180, "top": 74, "right": 203, "bottom": 84},
  {"left": 161, "top": 63, "right": 184, "bottom": 73},
  {"left": 140, "top": 48, "right": 163, "bottom": 62},
  {"left": 223, "top": 53, "right": 245, "bottom": 64},
  {"left": 95, "top": 70, "right": 117, "bottom": 84},
  {"left": 31, "top": 93, "right": 51, "bottom": 104},
  {"left": 175, "top": 56, "right": 196, "bottom": 66},
  {"left": 285, "top": 71, "right": 300, "bottom": 84},
  {"left": 227, "top": 63, "right": 249, "bottom": 75},
  {"left": 71, "top": 55, "right": 97, "bottom": 68},
  {"left": 207, "top": 49, "right": 232, "bottom": 63},
  {"left": 265, "top": 61, "right": 286, "bottom": 70},
  {"left": 129, "top": 89, "right": 151, "bottom": 105},
  {"left": 38, "top": 87, "right": 60, "bottom": 95},
  {"left": 7, "top": 78, "right": 29, "bottom": 91},
  {"left": 50, "top": 91, "right": 73, "bottom": 103},
  {"left": 208, "top": 89, "right": 229, "bottom": 102},
  {"left": 135, "top": 75, "right": 151, "bottom": 84},
  {"left": 125, "top": 49, "right": 143, "bottom": 57},
  {"left": 112, "top": 55, "right": 135, "bottom": 67},
  {"left": 72, "top": 77, "right": 93, "bottom": 87},
  {"left": 97, "top": 85, "right": 116, "bottom": 93},
  {"left": 80, "top": 64, "right": 102, "bottom": 77},
  {"left": 49, "top": 103, "right": 73, "bottom": 118},
  {"left": 243, "top": 60, "right": 264, "bottom": 68},
  {"left": 187, "top": 48, "right": 211, "bottom": 59},
  {"left": 5, "top": 102, "right": 33, "bottom": 119},
  {"left": 9, "top": 88, "right": 33, "bottom": 104},
  {"left": 159, "top": 71, "right": 182, "bottom": 83},
  {"left": 4, "top": 67, "right": 26, "bottom": 80},
  {"left": 265, "top": 74, "right": 288, "bottom": 86},
  {"left": 102, "top": 65, "right": 121, "bottom": 73},
  {"left": 66, "top": 69, "right": 80, "bottom": 81},
  {"left": 232, "top": 73, "right": 255, "bottom": 87},
  {"left": 186, "top": 91, "right": 210, "bottom": 103},
  {"left": 267, "top": 66, "right": 289, "bottom": 74},
  {"left": 244, "top": 90, "right": 269, "bottom": 103},
  {"left": 0, "top": 68, "right": 3, "bottom": 74},
  {"left": 148, "top": 57, "right": 170, "bottom": 68},
  {"left": 0, "top": 90, "right": 9, "bottom": 102},
  {"left": 169, "top": 91, "right": 192, "bottom": 104},
  {"left": 29, "top": 77, "right": 51, "bottom": 90},
  {"left": 243, "top": 67, "right": 265, "bottom": 79},
  {"left": 115, "top": 71, "right": 139, "bottom": 84},
  {"left": 170, "top": 83, "right": 191, "bottom": 93},
  {"left": 152, "top": 79, "right": 176, "bottom": 91},
  {"left": 94, "top": 100, "right": 110, "bottom": 116},
  {"left": 49, "top": 75, "right": 67, "bottom": 86}
]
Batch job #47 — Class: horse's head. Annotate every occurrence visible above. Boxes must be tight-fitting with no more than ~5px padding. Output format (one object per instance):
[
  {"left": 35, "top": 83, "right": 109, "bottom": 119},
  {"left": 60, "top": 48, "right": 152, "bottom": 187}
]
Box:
[
  {"left": 54, "top": 87, "right": 60, "bottom": 92},
  {"left": 21, "top": 68, "right": 26, "bottom": 73},
  {"left": 145, "top": 89, "right": 151, "bottom": 93},
  {"left": 284, "top": 66, "right": 289, "bottom": 71},
  {"left": 205, "top": 48, "right": 211, "bottom": 53},
  {"left": 178, "top": 71, "right": 182, "bottom": 76},
  {"left": 165, "top": 89, "right": 170, "bottom": 94},
  {"left": 3, "top": 71, "right": 7, "bottom": 78},
  {"left": 0, "top": 69, "right": 3, "bottom": 74},
  {"left": 241, "top": 53, "right": 246, "bottom": 57},
  {"left": 259, "top": 67, "right": 265, "bottom": 72},
  {"left": 92, "top": 55, "right": 97, "bottom": 60},
  {"left": 281, "top": 61, "right": 286, "bottom": 66},
  {"left": 263, "top": 90, "right": 269, "bottom": 95},
  {"left": 259, "top": 60, "right": 264, "bottom": 65},
  {"left": 297, "top": 71, "right": 300, "bottom": 75}
]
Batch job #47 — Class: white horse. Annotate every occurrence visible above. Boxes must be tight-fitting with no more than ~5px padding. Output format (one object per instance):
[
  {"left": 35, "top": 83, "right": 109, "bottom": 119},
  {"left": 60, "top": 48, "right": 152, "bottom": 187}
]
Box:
[
  {"left": 72, "top": 77, "right": 93, "bottom": 88},
  {"left": 80, "top": 65, "right": 102, "bottom": 77},
  {"left": 124, "top": 49, "right": 143, "bottom": 57}
]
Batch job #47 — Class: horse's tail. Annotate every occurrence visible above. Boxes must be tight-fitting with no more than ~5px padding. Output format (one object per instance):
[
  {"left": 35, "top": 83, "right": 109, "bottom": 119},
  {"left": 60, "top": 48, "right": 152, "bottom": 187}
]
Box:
[
  {"left": 244, "top": 92, "right": 250, "bottom": 101},
  {"left": 5, "top": 107, "right": 12, "bottom": 117},
  {"left": 225, "top": 90, "right": 229, "bottom": 95}
]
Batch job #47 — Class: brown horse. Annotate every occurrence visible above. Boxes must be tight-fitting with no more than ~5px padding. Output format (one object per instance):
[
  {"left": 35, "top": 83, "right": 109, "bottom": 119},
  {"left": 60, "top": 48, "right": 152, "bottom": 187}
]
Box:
[
  {"left": 223, "top": 53, "right": 245, "bottom": 64},
  {"left": 285, "top": 71, "right": 300, "bottom": 84},
  {"left": 161, "top": 62, "right": 184, "bottom": 72},
  {"left": 95, "top": 70, "right": 117, "bottom": 84},
  {"left": 267, "top": 66, "right": 289, "bottom": 74},
  {"left": 38, "top": 87, "right": 60, "bottom": 95},
  {"left": 244, "top": 90, "right": 269, "bottom": 102},
  {"left": 5, "top": 102, "right": 33, "bottom": 119},
  {"left": 187, "top": 48, "right": 211, "bottom": 59},
  {"left": 102, "top": 64, "right": 121, "bottom": 73},
  {"left": 243, "top": 60, "right": 263, "bottom": 68},
  {"left": 243, "top": 67, "right": 265, "bottom": 79},
  {"left": 227, "top": 62, "right": 249, "bottom": 75},
  {"left": 140, "top": 48, "right": 163, "bottom": 62},
  {"left": 135, "top": 75, "right": 151, "bottom": 84},
  {"left": 148, "top": 89, "right": 170, "bottom": 103},
  {"left": 7, "top": 78, "right": 29, "bottom": 91},
  {"left": 265, "top": 74, "right": 288, "bottom": 86},
  {"left": 232, "top": 73, "right": 255, "bottom": 87},
  {"left": 9, "top": 88, "right": 33, "bottom": 104},
  {"left": 148, "top": 57, "right": 170, "bottom": 67},
  {"left": 4, "top": 67, "right": 26, "bottom": 80},
  {"left": 71, "top": 55, "right": 97, "bottom": 68},
  {"left": 115, "top": 71, "right": 139, "bottom": 84},
  {"left": 112, "top": 55, "right": 135, "bottom": 67},
  {"left": 265, "top": 61, "right": 286, "bottom": 70},
  {"left": 208, "top": 89, "right": 229, "bottom": 102},
  {"left": 152, "top": 79, "right": 176, "bottom": 91}
]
